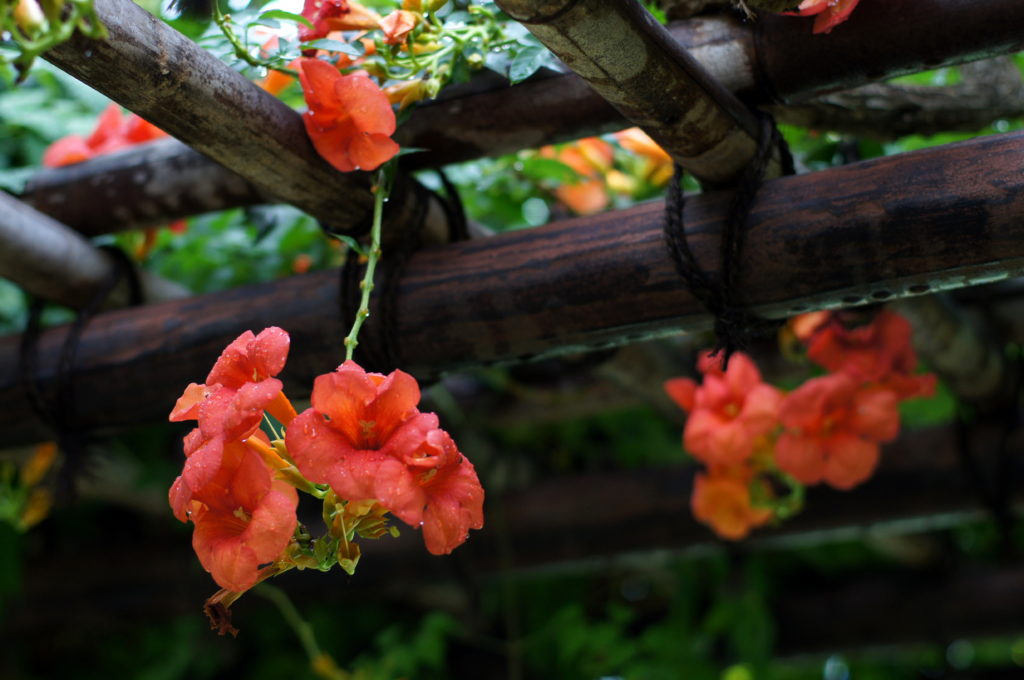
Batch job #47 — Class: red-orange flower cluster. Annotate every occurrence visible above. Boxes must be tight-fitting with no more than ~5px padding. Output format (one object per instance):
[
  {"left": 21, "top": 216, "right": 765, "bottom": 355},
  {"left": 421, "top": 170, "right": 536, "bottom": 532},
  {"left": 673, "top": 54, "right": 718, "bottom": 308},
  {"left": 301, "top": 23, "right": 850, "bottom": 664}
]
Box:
[
  {"left": 666, "top": 352, "right": 782, "bottom": 468},
  {"left": 170, "top": 434, "right": 298, "bottom": 592},
  {"left": 794, "top": 309, "right": 936, "bottom": 399},
  {"left": 170, "top": 327, "right": 295, "bottom": 493},
  {"left": 666, "top": 308, "right": 936, "bottom": 540},
  {"left": 666, "top": 352, "right": 781, "bottom": 539},
  {"left": 43, "top": 103, "right": 167, "bottom": 168},
  {"left": 286, "top": 360, "right": 484, "bottom": 555},
  {"left": 169, "top": 328, "right": 298, "bottom": 591},
  {"left": 297, "top": 57, "right": 399, "bottom": 173},
  {"left": 43, "top": 104, "right": 186, "bottom": 243},
  {"left": 775, "top": 374, "right": 899, "bottom": 489}
]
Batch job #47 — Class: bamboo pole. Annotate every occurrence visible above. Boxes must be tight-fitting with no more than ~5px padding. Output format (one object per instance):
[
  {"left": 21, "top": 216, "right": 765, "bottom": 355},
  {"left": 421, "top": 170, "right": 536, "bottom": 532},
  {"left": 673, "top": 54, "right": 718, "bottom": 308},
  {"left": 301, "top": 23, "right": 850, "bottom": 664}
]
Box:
[
  {"left": 493, "top": 0, "right": 773, "bottom": 185},
  {"left": 0, "top": 192, "right": 187, "bottom": 309},
  {"left": 24, "top": 0, "right": 1024, "bottom": 235},
  {"left": 2, "top": 131, "right": 1024, "bottom": 442}
]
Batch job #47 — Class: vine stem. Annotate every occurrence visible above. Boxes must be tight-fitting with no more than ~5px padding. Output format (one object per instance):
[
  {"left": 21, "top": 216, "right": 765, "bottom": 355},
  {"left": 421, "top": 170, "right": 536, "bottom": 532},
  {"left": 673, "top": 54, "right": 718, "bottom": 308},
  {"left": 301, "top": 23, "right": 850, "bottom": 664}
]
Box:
[
  {"left": 254, "top": 583, "right": 349, "bottom": 680},
  {"left": 343, "top": 165, "right": 389, "bottom": 362}
]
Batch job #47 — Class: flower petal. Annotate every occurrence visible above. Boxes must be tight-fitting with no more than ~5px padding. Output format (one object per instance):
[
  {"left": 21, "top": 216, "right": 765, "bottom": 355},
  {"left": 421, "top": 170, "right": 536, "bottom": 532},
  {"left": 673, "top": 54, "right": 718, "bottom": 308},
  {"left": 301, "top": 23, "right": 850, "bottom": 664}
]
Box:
[{"left": 823, "top": 432, "right": 879, "bottom": 489}]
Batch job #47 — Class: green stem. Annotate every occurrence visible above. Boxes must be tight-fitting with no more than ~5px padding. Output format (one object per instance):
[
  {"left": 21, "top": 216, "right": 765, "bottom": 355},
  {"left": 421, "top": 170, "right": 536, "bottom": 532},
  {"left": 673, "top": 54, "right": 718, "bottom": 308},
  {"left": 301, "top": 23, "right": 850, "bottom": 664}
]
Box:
[
  {"left": 255, "top": 584, "right": 348, "bottom": 680},
  {"left": 342, "top": 165, "right": 389, "bottom": 362},
  {"left": 213, "top": 5, "right": 297, "bottom": 76}
]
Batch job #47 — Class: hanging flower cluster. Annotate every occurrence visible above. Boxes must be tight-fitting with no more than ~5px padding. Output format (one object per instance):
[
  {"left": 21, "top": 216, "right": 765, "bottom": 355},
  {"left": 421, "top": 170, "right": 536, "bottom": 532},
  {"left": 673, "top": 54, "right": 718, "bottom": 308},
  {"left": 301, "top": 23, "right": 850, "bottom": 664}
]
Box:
[
  {"left": 221, "top": 0, "right": 510, "bottom": 175},
  {"left": 169, "top": 327, "right": 484, "bottom": 622},
  {"left": 665, "top": 307, "right": 935, "bottom": 540}
]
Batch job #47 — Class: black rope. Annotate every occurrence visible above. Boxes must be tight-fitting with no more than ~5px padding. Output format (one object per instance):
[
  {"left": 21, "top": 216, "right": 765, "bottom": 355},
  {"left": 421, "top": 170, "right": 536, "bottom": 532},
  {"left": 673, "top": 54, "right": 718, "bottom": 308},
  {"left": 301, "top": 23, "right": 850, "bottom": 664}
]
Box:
[
  {"left": 435, "top": 169, "right": 470, "bottom": 243},
  {"left": 18, "top": 245, "right": 144, "bottom": 498},
  {"left": 664, "top": 113, "right": 794, "bottom": 367}
]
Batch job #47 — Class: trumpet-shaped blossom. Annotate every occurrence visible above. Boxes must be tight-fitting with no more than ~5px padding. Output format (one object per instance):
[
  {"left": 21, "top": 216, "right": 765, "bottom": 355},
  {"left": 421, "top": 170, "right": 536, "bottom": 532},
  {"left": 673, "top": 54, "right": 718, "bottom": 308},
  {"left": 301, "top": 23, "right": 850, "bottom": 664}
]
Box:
[
  {"left": 614, "top": 127, "right": 673, "bottom": 186},
  {"left": 170, "top": 436, "right": 297, "bottom": 592},
  {"left": 297, "top": 57, "right": 399, "bottom": 173},
  {"left": 540, "top": 137, "right": 614, "bottom": 215},
  {"left": 170, "top": 327, "right": 295, "bottom": 492},
  {"left": 43, "top": 103, "right": 168, "bottom": 167},
  {"left": 665, "top": 352, "right": 783, "bottom": 467},
  {"left": 379, "top": 10, "right": 418, "bottom": 45},
  {"left": 299, "top": 0, "right": 380, "bottom": 42},
  {"left": 691, "top": 469, "right": 772, "bottom": 541},
  {"left": 286, "top": 361, "right": 484, "bottom": 554},
  {"left": 795, "top": 309, "right": 936, "bottom": 399},
  {"left": 775, "top": 373, "right": 900, "bottom": 489}
]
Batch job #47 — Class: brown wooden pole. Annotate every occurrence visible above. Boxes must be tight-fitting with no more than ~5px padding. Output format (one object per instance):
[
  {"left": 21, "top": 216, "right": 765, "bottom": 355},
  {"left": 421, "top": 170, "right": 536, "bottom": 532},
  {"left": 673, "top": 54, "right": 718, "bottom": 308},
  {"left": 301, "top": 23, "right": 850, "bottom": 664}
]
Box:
[
  {"left": 493, "top": 0, "right": 772, "bottom": 185},
  {"left": 20, "top": 139, "right": 269, "bottom": 235},
  {"left": 0, "top": 192, "right": 187, "bottom": 309},
  {"left": 1, "top": 131, "right": 1024, "bottom": 442},
  {"left": 754, "top": 0, "right": 1024, "bottom": 104}
]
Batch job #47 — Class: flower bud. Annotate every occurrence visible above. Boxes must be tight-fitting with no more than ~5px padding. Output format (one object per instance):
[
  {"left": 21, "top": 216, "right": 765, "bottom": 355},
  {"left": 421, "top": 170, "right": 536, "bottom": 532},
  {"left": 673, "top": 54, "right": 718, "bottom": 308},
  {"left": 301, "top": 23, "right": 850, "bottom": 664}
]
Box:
[
  {"left": 14, "top": 0, "right": 47, "bottom": 34},
  {"left": 20, "top": 442, "right": 56, "bottom": 488},
  {"left": 19, "top": 488, "right": 53, "bottom": 530},
  {"left": 384, "top": 79, "right": 429, "bottom": 110}
]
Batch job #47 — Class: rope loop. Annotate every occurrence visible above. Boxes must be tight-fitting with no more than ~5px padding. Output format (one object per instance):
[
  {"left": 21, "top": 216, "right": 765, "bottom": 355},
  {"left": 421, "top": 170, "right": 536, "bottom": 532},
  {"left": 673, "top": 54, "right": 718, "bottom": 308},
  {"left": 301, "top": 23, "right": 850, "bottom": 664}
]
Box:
[
  {"left": 18, "top": 244, "right": 144, "bottom": 496},
  {"left": 663, "top": 112, "right": 794, "bottom": 367}
]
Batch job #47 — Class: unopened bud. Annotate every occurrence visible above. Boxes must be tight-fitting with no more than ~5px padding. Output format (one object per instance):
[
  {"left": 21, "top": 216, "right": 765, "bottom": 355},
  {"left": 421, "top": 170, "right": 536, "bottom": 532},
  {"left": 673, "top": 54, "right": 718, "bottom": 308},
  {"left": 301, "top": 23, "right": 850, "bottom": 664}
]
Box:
[
  {"left": 20, "top": 442, "right": 56, "bottom": 488},
  {"left": 605, "top": 169, "right": 637, "bottom": 195},
  {"left": 19, "top": 488, "right": 52, "bottom": 530},
  {"left": 14, "top": 0, "right": 47, "bottom": 34},
  {"left": 384, "top": 79, "right": 429, "bottom": 110}
]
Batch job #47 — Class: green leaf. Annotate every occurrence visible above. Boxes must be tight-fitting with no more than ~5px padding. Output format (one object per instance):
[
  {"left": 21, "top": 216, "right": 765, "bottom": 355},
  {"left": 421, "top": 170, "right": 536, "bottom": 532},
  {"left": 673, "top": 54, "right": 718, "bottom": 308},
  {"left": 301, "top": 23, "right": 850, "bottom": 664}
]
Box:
[
  {"left": 508, "top": 45, "right": 548, "bottom": 84},
  {"left": 519, "top": 156, "right": 581, "bottom": 184},
  {"left": 301, "top": 38, "right": 363, "bottom": 56},
  {"left": 334, "top": 234, "right": 368, "bottom": 257},
  {"left": 257, "top": 9, "right": 314, "bottom": 28}
]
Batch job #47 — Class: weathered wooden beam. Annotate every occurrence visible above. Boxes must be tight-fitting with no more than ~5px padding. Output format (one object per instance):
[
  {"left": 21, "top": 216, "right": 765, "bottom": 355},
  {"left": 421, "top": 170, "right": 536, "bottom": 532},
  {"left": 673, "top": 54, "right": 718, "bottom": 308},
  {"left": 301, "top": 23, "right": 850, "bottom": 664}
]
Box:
[
  {"left": 40, "top": 0, "right": 386, "bottom": 234},
  {"left": 755, "top": 0, "right": 1024, "bottom": 104},
  {"left": 0, "top": 192, "right": 187, "bottom": 309},
  {"left": 772, "top": 56, "right": 1024, "bottom": 140},
  {"left": 20, "top": 139, "right": 269, "bottom": 235},
  {"left": 493, "top": 0, "right": 771, "bottom": 185},
  {"left": 24, "top": 0, "right": 1024, "bottom": 235},
  {"left": 1, "top": 131, "right": 1024, "bottom": 442}
]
